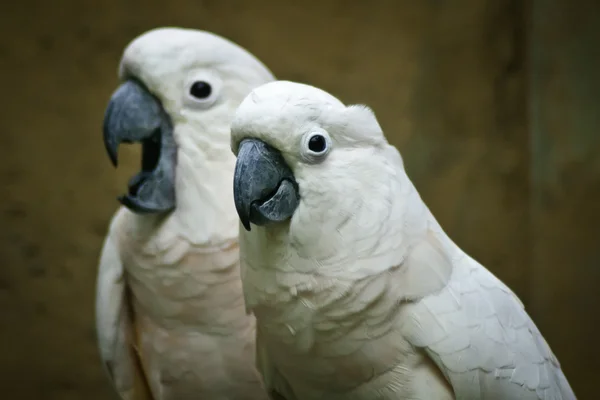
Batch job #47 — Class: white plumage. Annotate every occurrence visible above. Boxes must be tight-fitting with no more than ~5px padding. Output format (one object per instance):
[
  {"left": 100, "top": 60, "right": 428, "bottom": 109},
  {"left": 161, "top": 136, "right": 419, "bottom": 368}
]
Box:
[
  {"left": 230, "top": 80, "right": 577, "bottom": 400},
  {"left": 96, "top": 28, "right": 275, "bottom": 400}
]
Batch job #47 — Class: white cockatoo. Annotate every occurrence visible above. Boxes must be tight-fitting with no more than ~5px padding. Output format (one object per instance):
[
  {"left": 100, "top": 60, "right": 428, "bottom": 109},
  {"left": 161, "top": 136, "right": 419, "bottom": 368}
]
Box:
[
  {"left": 96, "top": 27, "right": 276, "bottom": 400},
  {"left": 230, "top": 80, "right": 577, "bottom": 400}
]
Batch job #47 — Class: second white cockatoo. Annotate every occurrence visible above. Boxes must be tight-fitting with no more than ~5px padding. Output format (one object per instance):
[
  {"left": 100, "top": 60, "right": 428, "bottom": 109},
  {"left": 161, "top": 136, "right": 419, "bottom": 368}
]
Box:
[
  {"left": 230, "top": 80, "right": 576, "bottom": 400},
  {"left": 96, "top": 27, "right": 276, "bottom": 400}
]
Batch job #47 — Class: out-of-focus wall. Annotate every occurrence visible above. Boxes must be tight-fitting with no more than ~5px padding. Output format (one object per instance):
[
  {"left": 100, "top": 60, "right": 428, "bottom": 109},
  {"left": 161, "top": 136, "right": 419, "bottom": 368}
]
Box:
[
  {"left": 0, "top": 0, "right": 597, "bottom": 398},
  {"left": 530, "top": 0, "right": 600, "bottom": 396}
]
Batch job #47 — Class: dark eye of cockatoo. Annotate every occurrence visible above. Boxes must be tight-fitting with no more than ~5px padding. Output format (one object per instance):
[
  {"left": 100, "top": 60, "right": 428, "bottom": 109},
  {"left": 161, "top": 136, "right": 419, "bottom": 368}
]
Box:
[
  {"left": 189, "top": 81, "right": 212, "bottom": 99},
  {"left": 308, "top": 134, "right": 327, "bottom": 153},
  {"left": 301, "top": 131, "right": 331, "bottom": 163}
]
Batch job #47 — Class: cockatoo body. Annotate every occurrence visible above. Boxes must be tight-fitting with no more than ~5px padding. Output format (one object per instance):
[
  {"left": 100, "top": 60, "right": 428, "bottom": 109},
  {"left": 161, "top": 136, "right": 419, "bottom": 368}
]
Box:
[
  {"left": 230, "top": 81, "right": 576, "bottom": 400},
  {"left": 96, "top": 27, "right": 275, "bottom": 400}
]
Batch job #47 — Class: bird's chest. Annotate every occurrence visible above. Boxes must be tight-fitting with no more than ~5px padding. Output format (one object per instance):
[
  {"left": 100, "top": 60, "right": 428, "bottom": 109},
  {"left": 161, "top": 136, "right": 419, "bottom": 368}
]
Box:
[
  {"left": 122, "top": 250, "right": 196, "bottom": 314},
  {"left": 134, "top": 314, "right": 261, "bottom": 400},
  {"left": 119, "top": 237, "right": 244, "bottom": 327},
  {"left": 256, "top": 303, "right": 417, "bottom": 400}
]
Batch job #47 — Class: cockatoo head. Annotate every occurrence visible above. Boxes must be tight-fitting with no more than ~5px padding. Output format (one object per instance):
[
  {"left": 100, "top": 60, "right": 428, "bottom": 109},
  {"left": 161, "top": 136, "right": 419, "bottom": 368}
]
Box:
[
  {"left": 103, "top": 27, "right": 274, "bottom": 214},
  {"left": 231, "top": 80, "right": 400, "bottom": 236}
]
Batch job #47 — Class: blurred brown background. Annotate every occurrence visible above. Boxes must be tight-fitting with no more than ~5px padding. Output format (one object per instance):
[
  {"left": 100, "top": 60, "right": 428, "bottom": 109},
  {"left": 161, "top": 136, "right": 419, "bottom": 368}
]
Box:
[{"left": 1, "top": 0, "right": 598, "bottom": 399}]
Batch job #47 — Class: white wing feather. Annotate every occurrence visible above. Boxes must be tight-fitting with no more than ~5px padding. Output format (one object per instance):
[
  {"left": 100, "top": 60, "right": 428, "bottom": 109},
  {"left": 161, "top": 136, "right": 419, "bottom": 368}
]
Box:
[
  {"left": 403, "top": 249, "right": 576, "bottom": 400},
  {"left": 96, "top": 210, "right": 151, "bottom": 400}
]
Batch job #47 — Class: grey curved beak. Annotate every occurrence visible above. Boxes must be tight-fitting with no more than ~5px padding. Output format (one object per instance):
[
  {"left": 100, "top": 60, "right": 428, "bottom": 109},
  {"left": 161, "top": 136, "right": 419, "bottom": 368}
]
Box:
[
  {"left": 103, "top": 79, "right": 177, "bottom": 214},
  {"left": 233, "top": 138, "right": 299, "bottom": 231}
]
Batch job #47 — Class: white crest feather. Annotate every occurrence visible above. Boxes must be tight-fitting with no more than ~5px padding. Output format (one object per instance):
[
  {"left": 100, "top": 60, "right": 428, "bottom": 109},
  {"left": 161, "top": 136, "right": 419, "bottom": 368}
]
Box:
[{"left": 321, "top": 104, "right": 386, "bottom": 147}]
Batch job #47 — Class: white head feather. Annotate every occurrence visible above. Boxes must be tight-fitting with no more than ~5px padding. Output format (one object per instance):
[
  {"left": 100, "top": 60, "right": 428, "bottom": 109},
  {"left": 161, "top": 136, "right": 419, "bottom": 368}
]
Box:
[{"left": 119, "top": 27, "right": 275, "bottom": 245}]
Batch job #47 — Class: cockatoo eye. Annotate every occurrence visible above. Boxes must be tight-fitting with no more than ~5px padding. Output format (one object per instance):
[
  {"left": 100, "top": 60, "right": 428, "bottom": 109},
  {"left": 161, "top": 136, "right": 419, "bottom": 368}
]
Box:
[
  {"left": 189, "top": 81, "right": 212, "bottom": 99},
  {"left": 308, "top": 134, "right": 327, "bottom": 153},
  {"left": 183, "top": 73, "right": 221, "bottom": 109},
  {"left": 301, "top": 131, "right": 331, "bottom": 163}
]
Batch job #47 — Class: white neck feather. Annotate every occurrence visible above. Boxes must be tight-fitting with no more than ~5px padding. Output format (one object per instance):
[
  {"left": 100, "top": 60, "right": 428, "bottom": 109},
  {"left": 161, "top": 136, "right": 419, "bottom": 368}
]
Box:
[
  {"left": 170, "top": 139, "right": 239, "bottom": 245},
  {"left": 125, "top": 130, "right": 239, "bottom": 251},
  {"left": 241, "top": 158, "right": 425, "bottom": 309}
]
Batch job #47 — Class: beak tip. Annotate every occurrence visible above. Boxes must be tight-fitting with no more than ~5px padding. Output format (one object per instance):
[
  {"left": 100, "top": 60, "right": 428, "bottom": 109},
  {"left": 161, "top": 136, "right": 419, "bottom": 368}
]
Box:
[
  {"left": 241, "top": 218, "right": 252, "bottom": 232},
  {"left": 234, "top": 178, "right": 252, "bottom": 232},
  {"left": 109, "top": 153, "right": 118, "bottom": 167},
  {"left": 103, "top": 133, "right": 119, "bottom": 167}
]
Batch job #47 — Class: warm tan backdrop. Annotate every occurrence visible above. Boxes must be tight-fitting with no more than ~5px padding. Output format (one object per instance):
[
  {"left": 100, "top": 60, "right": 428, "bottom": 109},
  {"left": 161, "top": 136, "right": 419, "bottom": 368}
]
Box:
[{"left": 1, "top": 0, "right": 598, "bottom": 399}]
